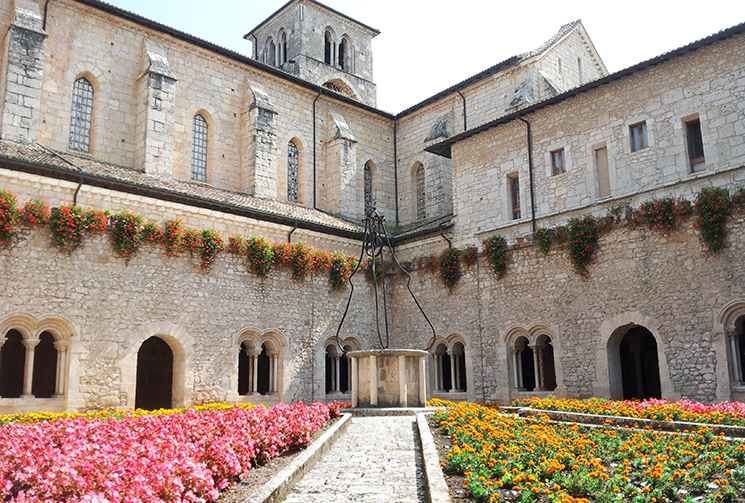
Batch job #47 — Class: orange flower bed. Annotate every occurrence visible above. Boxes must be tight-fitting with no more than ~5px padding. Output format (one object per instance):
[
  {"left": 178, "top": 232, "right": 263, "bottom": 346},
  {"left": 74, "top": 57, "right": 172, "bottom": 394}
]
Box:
[{"left": 431, "top": 402, "right": 745, "bottom": 502}]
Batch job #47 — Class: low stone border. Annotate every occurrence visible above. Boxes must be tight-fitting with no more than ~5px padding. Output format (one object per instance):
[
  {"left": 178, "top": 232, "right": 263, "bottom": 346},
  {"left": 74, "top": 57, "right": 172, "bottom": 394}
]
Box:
[
  {"left": 417, "top": 413, "right": 452, "bottom": 503},
  {"left": 245, "top": 412, "right": 352, "bottom": 503},
  {"left": 349, "top": 406, "right": 439, "bottom": 417},
  {"left": 516, "top": 408, "right": 745, "bottom": 438}
]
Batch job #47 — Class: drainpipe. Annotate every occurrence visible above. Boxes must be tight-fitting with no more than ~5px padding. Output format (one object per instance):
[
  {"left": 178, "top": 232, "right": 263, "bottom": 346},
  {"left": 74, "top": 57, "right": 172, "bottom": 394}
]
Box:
[
  {"left": 248, "top": 33, "right": 258, "bottom": 60},
  {"left": 312, "top": 90, "right": 322, "bottom": 209},
  {"left": 37, "top": 143, "right": 85, "bottom": 204},
  {"left": 517, "top": 116, "right": 537, "bottom": 233},
  {"left": 393, "top": 118, "right": 399, "bottom": 227},
  {"left": 42, "top": 0, "right": 52, "bottom": 30},
  {"left": 287, "top": 221, "right": 297, "bottom": 242},
  {"left": 457, "top": 90, "right": 467, "bottom": 131}
]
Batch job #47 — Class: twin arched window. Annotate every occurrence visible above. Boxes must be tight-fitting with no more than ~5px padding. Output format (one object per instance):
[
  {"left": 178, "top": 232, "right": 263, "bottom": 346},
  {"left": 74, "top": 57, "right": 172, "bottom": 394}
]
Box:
[
  {"left": 0, "top": 329, "right": 69, "bottom": 399},
  {"left": 510, "top": 334, "right": 556, "bottom": 392},
  {"left": 238, "top": 334, "right": 284, "bottom": 397},
  {"left": 191, "top": 114, "right": 208, "bottom": 182},
  {"left": 69, "top": 77, "right": 94, "bottom": 152},
  {"left": 432, "top": 339, "right": 467, "bottom": 393}
]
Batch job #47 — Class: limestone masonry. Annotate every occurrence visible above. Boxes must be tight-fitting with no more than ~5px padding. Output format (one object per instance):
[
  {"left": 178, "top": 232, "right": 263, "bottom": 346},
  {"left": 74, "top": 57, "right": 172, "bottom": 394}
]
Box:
[{"left": 0, "top": 0, "right": 743, "bottom": 413}]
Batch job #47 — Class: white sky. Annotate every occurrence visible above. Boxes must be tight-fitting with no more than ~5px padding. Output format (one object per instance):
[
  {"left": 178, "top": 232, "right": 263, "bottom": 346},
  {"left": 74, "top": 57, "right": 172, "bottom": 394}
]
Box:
[{"left": 102, "top": 0, "right": 745, "bottom": 114}]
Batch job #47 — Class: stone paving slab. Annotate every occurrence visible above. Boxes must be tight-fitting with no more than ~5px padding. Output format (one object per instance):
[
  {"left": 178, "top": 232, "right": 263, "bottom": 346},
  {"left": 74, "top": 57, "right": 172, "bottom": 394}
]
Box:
[{"left": 281, "top": 416, "right": 426, "bottom": 502}]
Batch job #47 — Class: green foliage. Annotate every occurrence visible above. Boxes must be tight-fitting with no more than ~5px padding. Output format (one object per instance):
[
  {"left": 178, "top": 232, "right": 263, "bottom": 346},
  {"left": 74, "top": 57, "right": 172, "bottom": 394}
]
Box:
[
  {"left": 694, "top": 187, "right": 731, "bottom": 253},
  {"left": 534, "top": 227, "right": 552, "bottom": 255},
  {"left": 328, "top": 252, "right": 352, "bottom": 291}
]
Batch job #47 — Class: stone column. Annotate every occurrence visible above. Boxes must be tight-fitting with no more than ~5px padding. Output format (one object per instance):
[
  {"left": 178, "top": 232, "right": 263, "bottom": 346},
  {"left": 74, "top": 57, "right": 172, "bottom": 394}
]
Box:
[
  {"left": 53, "top": 341, "right": 69, "bottom": 397},
  {"left": 532, "top": 344, "right": 547, "bottom": 391},
  {"left": 511, "top": 347, "right": 525, "bottom": 390},
  {"left": 434, "top": 355, "right": 442, "bottom": 391},
  {"left": 418, "top": 356, "right": 427, "bottom": 406},
  {"left": 334, "top": 356, "right": 341, "bottom": 393},
  {"left": 729, "top": 331, "right": 743, "bottom": 383},
  {"left": 136, "top": 40, "right": 177, "bottom": 178},
  {"left": 369, "top": 355, "right": 377, "bottom": 406},
  {"left": 452, "top": 350, "right": 462, "bottom": 391},
  {"left": 268, "top": 350, "right": 279, "bottom": 393},
  {"left": 351, "top": 356, "right": 358, "bottom": 407},
  {"left": 241, "top": 82, "right": 278, "bottom": 197},
  {"left": 446, "top": 350, "right": 454, "bottom": 393},
  {"left": 398, "top": 355, "right": 407, "bottom": 407},
  {"left": 21, "top": 338, "right": 39, "bottom": 397},
  {"left": 0, "top": 0, "right": 48, "bottom": 145},
  {"left": 0, "top": 338, "right": 5, "bottom": 384},
  {"left": 247, "top": 349, "right": 260, "bottom": 395}
]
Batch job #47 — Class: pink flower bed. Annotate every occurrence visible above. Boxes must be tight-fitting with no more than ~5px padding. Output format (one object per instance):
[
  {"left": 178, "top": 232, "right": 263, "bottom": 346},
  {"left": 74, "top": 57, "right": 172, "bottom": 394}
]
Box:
[{"left": 0, "top": 402, "right": 338, "bottom": 502}]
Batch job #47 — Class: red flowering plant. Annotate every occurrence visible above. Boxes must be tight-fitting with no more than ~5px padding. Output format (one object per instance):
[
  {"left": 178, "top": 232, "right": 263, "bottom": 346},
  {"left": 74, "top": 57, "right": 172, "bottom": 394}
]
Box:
[
  {"left": 227, "top": 234, "right": 248, "bottom": 255},
  {"left": 462, "top": 245, "right": 479, "bottom": 267},
  {"left": 533, "top": 227, "right": 553, "bottom": 255},
  {"left": 109, "top": 210, "right": 144, "bottom": 264},
  {"left": 287, "top": 242, "right": 313, "bottom": 281},
  {"left": 86, "top": 208, "right": 109, "bottom": 235},
  {"left": 694, "top": 186, "right": 731, "bottom": 253},
  {"left": 311, "top": 248, "right": 333, "bottom": 272},
  {"left": 565, "top": 214, "right": 600, "bottom": 277},
  {"left": 483, "top": 234, "right": 508, "bottom": 279},
  {"left": 141, "top": 220, "right": 164, "bottom": 245},
  {"left": 199, "top": 228, "right": 225, "bottom": 270},
  {"left": 422, "top": 254, "right": 439, "bottom": 274},
  {"left": 630, "top": 196, "right": 693, "bottom": 234},
  {"left": 438, "top": 247, "right": 462, "bottom": 292},
  {"left": 181, "top": 226, "right": 201, "bottom": 257},
  {"left": 246, "top": 236, "right": 273, "bottom": 278},
  {"left": 0, "top": 190, "right": 20, "bottom": 248},
  {"left": 49, "top": 204, "right": 89, "bottom": 254},
  {"left": 20, "top": 199, "right": 50, "bottom": 228},
  {"left": 364, "top": 256, "right": 386, "bottom": 285},
  {"left": 163, "top": 218, "right": 186, "bottom": 256},
  {"left": 328, "top": 252, "right": 353, "bottom": 291}
]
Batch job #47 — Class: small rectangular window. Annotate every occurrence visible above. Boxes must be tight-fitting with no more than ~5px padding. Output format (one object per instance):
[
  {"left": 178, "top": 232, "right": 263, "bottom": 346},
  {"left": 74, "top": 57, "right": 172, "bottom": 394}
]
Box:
[
  {"left": 630, "top": 122, "right": 648, "bottom": 152},
  {"left": 550, "top": 148, "right": 566, "bottom": 175},
  {"left": 686, "top": 119, "right": 705, "bottom": 172},
  {"left": 595, "top": 146, "right": 610, "bottom": 198},
  {"left": 509, "top": 174, "right": 521, "bottom": 220}
]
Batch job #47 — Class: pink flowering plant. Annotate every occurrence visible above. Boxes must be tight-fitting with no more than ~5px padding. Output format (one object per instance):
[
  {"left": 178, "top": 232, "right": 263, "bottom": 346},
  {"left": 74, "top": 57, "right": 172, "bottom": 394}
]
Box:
[
  {"left": 0, "top": 190, "right": 20, "bottom": 248},
  {"left": 462, "top": 245, "right": 479, "bottom": 267},
  {"left": 564, "top": 215, "right": 600, "bottom": 277},
  {"left": 438, "top": 247, "right": 462, "bottom": 292},
  {"left": 199, "top": 228, "right": 225, "bottom": 270},
  {"left": 163, "top": 218, "right": 187, "bottom": 256},
  {"left": 0, "top": 402, "right": 338, "bottom": 502},
  {"left": 142, "top": 220, "right": 164, "bottom": 245}
]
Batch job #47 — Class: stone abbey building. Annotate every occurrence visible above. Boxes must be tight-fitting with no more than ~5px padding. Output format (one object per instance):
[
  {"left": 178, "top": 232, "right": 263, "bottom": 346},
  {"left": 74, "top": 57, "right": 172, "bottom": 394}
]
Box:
[{"left": 0, "top": 0, "right": 743, "bottom": 413}]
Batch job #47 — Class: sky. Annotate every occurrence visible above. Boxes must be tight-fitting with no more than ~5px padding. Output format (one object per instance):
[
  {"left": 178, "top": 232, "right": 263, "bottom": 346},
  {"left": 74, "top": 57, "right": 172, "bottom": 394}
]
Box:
[{"left": 102, "top": 0, "right": 745, "bottom": 114}]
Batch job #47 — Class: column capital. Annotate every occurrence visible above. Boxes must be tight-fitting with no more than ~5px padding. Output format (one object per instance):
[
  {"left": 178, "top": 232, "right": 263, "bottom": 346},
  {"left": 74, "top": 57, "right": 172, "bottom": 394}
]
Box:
[
  {"left": 510, "top": 347, "right": 523, "bottom": 356},
  {"left": 246, "top": 349, "right": 260, "bottom": 358},
  {"left": 53, "top": 341, "right": 70, "bottom": 352},
  {"left": 22, "top": 338, "right": 40, "bottom": 351},
  {"left": 267, "top": 350, "right": 279, "bottom": 358}
]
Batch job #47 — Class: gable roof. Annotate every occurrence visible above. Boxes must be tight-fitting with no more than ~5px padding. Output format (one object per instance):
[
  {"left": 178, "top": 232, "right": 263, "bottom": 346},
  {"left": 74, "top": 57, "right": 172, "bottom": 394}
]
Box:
[
  {"left": 244, "top": 0, "right": 380, "bottom": 39},
  {"left": 425, "top": 20, "right": 745, "bottom": 158}
]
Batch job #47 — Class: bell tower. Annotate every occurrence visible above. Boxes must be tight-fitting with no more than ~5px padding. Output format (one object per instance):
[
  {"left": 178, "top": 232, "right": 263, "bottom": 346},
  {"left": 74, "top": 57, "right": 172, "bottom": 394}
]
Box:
[{"left": 245, "top": 0, "right": 379, "bottom": 107}]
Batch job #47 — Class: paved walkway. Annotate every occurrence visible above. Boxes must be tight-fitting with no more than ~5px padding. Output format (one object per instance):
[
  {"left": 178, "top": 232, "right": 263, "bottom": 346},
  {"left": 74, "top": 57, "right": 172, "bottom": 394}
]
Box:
[{"left": 282, "top": 416, "right": 426, "bottom": 503}]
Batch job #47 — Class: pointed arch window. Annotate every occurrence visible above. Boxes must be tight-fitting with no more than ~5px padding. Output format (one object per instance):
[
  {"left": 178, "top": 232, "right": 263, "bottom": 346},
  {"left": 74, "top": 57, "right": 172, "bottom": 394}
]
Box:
[
  {"left": 69, "top": 77, "right": 94, "bottom": 152},
  {"left": 364, "top": 161, "right": 373, "bottom": 216},
  {"left": 339, "top": 38, "right": 347, "bottom": 70},
  {"left": 415, "top": 164, "right": 426, "bottom": 221},
  {"left": 280, "top": 31, "right": 288, "bottom": 65},
  {"left": 324, "top": 31, "right": 333, "bottom": 65},
  {"left": 287, "top": 140, "right": 299, "bottom": 202},
  {"left": 191, "top": 114, "right": 208, "bottom": 182}
]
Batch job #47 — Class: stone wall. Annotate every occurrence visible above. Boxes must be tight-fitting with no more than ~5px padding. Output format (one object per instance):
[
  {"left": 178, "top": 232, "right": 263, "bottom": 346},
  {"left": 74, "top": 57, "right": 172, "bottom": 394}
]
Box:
[
  {"left": 449, "top": 33, "right": 745, "bottom": 244},
  {"left": 388, "top": 213, "right": 745, "bottom": 404},
  {"left": 0, "top": 169, "right": 383, "bottom": 413}
]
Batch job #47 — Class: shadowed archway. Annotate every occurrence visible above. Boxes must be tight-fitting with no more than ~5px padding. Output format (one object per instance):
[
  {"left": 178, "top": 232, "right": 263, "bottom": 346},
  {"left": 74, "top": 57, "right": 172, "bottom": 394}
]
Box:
[{"left": 135, "top": 336, "right": 173, "bottom": 410}]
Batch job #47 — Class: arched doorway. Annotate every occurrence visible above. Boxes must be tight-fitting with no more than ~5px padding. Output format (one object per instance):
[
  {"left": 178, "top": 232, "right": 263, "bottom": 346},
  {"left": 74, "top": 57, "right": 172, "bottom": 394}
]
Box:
[
  {"left": 135, "top": 336, "right": 173, "bottom": 410},
  {"left": 616, "top": 326, "right": 661, "bottom": 400},
  {"left": 0, "top": 330, "right": 25, "bottom": 398}
]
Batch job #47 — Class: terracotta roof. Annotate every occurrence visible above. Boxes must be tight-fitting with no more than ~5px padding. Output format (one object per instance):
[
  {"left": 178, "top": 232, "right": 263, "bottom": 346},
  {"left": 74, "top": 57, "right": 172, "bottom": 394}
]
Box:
[{"left": 0, "top": 141, "right": 363, "bottom": 237}]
